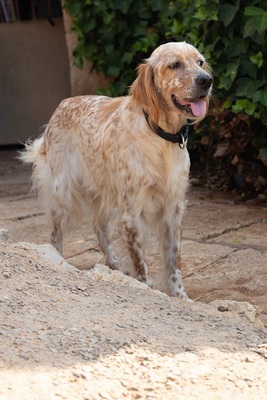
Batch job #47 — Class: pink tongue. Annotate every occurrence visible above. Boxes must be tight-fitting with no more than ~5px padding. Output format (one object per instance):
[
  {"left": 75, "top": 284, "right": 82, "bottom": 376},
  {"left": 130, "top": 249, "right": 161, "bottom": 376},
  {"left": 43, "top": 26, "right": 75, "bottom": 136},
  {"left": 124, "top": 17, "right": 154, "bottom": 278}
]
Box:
[{"left": 190, "top": 99, "right": 207, "bottom": 117}]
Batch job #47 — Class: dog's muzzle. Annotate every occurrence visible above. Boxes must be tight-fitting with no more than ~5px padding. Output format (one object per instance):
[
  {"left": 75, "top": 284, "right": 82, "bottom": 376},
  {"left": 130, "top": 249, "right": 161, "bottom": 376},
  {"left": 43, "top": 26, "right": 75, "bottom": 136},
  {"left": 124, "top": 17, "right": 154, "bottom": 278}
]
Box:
[{"left": 172, "top": 72, "right": 213, "bottom": 117}]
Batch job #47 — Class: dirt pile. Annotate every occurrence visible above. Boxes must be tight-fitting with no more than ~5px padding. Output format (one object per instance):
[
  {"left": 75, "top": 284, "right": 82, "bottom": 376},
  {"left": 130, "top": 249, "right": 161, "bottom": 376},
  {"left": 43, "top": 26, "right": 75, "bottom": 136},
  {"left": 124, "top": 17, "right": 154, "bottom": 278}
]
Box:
[{"left": 0, "top": 240, "right": 266, "bottom": 400}]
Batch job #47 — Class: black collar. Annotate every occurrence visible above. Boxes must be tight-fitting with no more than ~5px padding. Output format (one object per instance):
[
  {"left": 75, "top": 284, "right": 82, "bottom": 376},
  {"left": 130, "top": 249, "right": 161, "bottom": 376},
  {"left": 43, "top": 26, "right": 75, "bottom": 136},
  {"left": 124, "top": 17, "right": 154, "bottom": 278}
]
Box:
[{"left": 143, "top": 111, "right": 189, "bottom": 148}]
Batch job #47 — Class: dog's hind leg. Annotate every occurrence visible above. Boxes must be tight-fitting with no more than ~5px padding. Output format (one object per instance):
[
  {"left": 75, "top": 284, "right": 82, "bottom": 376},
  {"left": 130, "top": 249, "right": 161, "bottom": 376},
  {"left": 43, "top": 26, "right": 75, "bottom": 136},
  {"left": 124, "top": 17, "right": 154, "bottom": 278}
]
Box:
[
  {"left": 122, "top": 213, "right": 153, "bottom": 287},
  {"left": 50, "top": 211, "right": 63, "bottom": 255},
  {"left": 92, "top": 199, "right": 119, "bottom": 270}
]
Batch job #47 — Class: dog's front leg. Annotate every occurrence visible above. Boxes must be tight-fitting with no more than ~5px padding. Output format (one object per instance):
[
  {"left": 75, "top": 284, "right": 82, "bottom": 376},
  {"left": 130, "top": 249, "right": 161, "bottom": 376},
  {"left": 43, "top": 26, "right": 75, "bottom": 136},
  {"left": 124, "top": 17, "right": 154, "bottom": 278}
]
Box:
[
  {"left": 122, "top": 214, "right": 153, "bottom": 288},
  {"left": 161, "top": 209, "right": 190, "bottom": 300}
]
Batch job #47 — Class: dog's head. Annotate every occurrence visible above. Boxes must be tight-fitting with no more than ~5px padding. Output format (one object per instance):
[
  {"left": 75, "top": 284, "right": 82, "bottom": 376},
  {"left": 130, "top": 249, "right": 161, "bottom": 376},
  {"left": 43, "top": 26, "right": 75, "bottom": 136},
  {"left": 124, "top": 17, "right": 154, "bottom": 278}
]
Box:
[{"left": 131, "top": 42, "right": 213, "bottom": 127}]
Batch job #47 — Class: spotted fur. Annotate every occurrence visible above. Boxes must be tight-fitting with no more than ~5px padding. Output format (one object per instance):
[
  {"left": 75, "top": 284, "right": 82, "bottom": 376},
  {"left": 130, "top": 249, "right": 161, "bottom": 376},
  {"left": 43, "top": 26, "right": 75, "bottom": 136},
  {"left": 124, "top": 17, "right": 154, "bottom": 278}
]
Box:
[{"left": 21, "top": 42, "right": 212, "bottom": 300}]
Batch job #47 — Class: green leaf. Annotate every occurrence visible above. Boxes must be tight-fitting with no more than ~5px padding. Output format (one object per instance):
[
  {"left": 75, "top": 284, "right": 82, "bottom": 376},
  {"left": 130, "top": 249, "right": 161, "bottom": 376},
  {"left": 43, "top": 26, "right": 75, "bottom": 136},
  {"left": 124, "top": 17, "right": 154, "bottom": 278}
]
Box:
[
  {"left": 245, "top": 6, "right": 264, "bottom": 17},
  {"left": 103, "top": 11, "right": 115, "bottom": 24},
  {"left": 226, "top": 38, "right": 248, "bottom": 57},
  {"left": 133, "top": 25, "right": 147, "bottom": 37},
  {"left": 151, "top": 0, "right": 162, "bottom": 11},
  {"left": 243, "top": 17, "right": 256, "bottom": 38},
  {"left": 113, "top": 0, "right": 131, "bottom": 14},
  {"left": 218, "top": 75, "right": 233, "bottom": 91},
  {"left": 239, "top": 60, "right": 257, "bottom": 80},
  {"left": 253, "top": 91, "right": 267, "bottom": 107},
  {"left": 131, "top": 41, "right": 142, "bottom": 52},
  {"left": 257, "top": 13, "right": 267, "bottom": 34},
  {"left": 223, "top": 100, "right": 232, "bottom": 108},
  {"left": 250, "top": 52, "right": 263, "bottom": 68},
  {"left": 244, "top": 7, "right": 267, "bottom": 34},
  {"left": 218, "top": 4, "right": 238, "bottom": 27},
  {"left": 172, "top": 18, "right": 183, "bottom": 34},
  {"left": 194, "top": 8, "right": 210, "bottom": 22},
  {"left": 236, "top": 77, "right": 261, "bottom": 97},
  {"left": 66, "top": 2, "right": 82, "bottom": 15},
  {"left": 83, "top": 18, "right": 96, "bottom": 33},
  {"left": 107, "top": 65, "right": 120, "bottom": 77},
  {"left": 121, "top": 52, "right": 133, "bottom": 64},
  {"left": 104, "top": 44, "right": 114, "bottom": 57},
  {"left": 225, "top": 62, "right": 239, "bottom": 81},
  {"left": 232, "top": 99, "right": 256, "bottom": 115}
]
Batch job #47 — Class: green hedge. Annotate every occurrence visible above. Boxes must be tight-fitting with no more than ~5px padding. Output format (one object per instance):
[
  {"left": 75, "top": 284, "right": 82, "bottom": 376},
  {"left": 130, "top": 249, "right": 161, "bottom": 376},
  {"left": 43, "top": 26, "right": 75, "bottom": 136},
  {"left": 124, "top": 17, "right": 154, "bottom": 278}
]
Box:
[{"left": 64, "top": 0, "right": 267, "bottom": 197}]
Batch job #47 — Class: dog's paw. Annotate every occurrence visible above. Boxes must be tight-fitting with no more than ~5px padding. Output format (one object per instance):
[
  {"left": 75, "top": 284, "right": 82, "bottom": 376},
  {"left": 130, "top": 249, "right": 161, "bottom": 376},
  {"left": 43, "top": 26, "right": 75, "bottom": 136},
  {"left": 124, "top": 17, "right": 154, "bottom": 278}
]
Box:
[{"left": 137, "top": 274, "right": 153, "bottom": 288}]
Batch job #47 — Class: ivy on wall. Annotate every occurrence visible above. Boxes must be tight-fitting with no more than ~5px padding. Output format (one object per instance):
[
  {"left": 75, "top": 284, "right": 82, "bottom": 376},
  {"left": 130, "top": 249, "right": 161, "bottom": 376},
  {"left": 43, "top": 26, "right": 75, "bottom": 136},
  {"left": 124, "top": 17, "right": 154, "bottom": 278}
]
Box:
[{"left": 64, "top": 0, "right": 267, "bottom": 197}]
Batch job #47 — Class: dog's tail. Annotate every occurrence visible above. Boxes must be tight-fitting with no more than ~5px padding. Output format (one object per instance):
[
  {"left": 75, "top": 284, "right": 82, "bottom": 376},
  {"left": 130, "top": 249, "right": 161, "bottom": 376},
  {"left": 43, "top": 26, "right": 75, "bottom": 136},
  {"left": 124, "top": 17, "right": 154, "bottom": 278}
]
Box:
[
  {"left": 19, "top": 132, "right": 57, "bottom": 221},
  {"left": 20, "top": 135, "right": 46, "bottom": 165},
  {"left": 20, "top": 132, "right": 50, "bottom": 193},
  {"left": 20, "top": 134, "right": 45, "bottom": 195},
  {"left": 20, "top": 128, "right": 90, "bottom": 234}
]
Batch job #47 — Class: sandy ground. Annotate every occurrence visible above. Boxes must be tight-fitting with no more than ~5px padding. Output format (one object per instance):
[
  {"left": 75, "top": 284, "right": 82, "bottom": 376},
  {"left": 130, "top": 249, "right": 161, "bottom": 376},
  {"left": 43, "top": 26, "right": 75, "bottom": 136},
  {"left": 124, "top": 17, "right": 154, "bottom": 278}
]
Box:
[{"left": 0, "top": 149, "right": 267, "bottom": 399}]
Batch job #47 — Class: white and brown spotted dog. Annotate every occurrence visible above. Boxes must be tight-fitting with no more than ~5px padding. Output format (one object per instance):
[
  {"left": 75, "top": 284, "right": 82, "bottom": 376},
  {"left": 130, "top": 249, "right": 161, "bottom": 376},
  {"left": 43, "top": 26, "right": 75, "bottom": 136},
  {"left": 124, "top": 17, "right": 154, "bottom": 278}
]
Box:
[{"left": 22, "top": 42, "right": 212, "bottom": 300}]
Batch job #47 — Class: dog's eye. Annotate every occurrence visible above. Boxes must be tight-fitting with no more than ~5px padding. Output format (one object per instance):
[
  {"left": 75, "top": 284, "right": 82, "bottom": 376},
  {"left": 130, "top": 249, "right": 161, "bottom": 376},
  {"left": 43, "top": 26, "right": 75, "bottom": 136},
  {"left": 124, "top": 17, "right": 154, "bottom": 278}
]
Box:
[
  {"left": 168, "top": 61, "right": 181, "bottom": 69},
  {"left": 197, "top": 60, "right": 204, "bottom": 67}
]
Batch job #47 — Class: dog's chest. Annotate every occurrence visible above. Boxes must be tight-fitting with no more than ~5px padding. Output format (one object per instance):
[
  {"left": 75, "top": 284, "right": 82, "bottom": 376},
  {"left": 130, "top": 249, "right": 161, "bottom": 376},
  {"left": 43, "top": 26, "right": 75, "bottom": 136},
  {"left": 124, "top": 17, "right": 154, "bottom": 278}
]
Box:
[{"left": 122, "top": 146, "right": 190, "bottom": 213}]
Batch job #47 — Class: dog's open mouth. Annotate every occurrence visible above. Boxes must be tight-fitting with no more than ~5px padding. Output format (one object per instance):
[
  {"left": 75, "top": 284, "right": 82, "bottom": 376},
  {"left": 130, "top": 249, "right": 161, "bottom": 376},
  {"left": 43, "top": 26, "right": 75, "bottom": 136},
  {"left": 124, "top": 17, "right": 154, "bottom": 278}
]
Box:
[{"left": 172, "top": 94, "right": 207, "bottom": 117}]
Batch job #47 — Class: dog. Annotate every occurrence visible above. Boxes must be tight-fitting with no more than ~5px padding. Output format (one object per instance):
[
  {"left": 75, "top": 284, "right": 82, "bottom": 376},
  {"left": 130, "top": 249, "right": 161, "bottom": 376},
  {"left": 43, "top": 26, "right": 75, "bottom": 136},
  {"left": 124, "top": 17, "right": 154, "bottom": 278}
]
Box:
[{"left": 22, "top": 42, "right": 212, "bottom": 300}]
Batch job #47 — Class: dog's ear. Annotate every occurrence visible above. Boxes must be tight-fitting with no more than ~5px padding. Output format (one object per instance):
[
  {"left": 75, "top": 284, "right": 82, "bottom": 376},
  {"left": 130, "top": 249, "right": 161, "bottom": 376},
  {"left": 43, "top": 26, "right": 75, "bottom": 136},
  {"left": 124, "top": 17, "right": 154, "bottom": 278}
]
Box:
[{"left": 130, "top": 63, "right": 160, "bottom": 124}]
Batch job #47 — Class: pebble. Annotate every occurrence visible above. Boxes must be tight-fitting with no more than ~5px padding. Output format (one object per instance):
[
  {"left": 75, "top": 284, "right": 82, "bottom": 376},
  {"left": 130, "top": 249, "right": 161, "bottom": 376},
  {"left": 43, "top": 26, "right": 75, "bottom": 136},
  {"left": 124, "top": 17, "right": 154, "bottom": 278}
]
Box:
[
  {"left": 19, "top": 353, "right": 30, "bottom": 360},
  {"left": 99, "top": 392, "right": 111, "bottom": 399},
  {"left": 37, "top": 335, "right": 47, "bottom": 341},
  {"left": 0, "top": 229, "right": 9, "bottom": 244},
  {"left": 2, "top": 270, "right": 11, "bottom": 278},
  {"left": 26, "top": 325, "right": 38, "bottom": 333}
]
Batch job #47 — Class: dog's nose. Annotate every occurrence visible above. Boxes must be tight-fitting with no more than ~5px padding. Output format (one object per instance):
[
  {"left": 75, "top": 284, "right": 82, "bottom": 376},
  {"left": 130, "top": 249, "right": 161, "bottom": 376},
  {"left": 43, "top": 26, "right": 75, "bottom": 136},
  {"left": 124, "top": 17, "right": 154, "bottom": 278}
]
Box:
[{"left": 196, "top": 73, "right": 213, "bottom": 90}]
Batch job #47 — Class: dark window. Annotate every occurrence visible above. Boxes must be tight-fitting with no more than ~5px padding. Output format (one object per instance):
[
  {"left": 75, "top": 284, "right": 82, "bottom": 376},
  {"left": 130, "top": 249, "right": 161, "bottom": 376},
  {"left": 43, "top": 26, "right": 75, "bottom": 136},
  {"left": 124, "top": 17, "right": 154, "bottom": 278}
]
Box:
[{"left": 0, "top": 0, "right": 62, "bottom": 23}]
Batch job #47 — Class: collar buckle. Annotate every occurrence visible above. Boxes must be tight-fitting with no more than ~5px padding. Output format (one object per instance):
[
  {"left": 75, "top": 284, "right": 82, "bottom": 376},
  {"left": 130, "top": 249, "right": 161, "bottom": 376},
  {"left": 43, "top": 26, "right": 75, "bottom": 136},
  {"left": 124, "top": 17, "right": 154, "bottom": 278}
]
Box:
[
  {"left": 179, "top": 133, "right": 186, "bottom": 150},
  {"left": 143, "top": 111, "right": 189, "bottom": 147}
]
